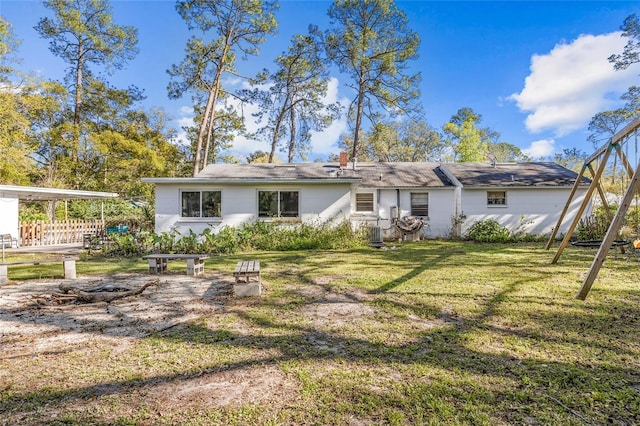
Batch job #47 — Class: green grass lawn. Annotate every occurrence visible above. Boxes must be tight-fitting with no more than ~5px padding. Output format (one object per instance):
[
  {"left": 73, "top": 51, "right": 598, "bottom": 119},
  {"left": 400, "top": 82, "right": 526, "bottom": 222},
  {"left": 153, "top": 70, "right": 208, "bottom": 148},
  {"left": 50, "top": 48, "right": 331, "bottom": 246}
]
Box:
[{"left": 1, "top": 241, "right": 639, "bottom": 425}]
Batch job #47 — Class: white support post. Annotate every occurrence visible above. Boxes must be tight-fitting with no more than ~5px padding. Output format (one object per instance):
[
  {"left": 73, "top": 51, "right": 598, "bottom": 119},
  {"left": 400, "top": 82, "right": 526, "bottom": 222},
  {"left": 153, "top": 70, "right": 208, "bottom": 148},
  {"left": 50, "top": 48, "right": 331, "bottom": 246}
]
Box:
[
  {"left": 0, "top": 264, "right": 7, "bottom": 285},
  {"left": 63, "top": 259, "right": 77, "bottom": 280}
]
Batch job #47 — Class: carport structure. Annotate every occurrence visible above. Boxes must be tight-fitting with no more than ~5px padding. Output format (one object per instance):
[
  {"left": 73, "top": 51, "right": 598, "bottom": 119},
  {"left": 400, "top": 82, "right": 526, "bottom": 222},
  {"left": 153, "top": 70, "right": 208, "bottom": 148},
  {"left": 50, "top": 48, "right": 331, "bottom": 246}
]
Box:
[{"left": 0, "top": 185, "right": 119, "bottom": 247}]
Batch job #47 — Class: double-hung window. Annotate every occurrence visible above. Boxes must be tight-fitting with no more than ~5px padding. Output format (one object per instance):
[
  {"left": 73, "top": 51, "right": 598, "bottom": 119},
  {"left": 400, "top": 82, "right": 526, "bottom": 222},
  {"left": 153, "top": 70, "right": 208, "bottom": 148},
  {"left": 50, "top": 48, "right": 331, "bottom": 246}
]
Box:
[
  {"left": 355, "top": 192, "right": 374, "bottom": 212},
  {"left": 258, "top": 190, "right": 299, "bottom": 218},
  {"left": 410, "top": 192, "right": 429, "bottom": 217},
  {"left": 487, "top": 191, "right": 507, "bottom": 206},
  {"left": 181, "top": 190, "right": 221, "bottom": 218}
]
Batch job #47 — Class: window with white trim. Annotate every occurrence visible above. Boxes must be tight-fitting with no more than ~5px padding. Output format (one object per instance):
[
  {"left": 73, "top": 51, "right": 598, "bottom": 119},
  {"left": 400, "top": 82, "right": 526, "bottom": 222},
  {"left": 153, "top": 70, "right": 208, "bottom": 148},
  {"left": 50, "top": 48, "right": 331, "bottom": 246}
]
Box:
[
  {"left": 258, "top": 190, "right": 299, "bottom": 218},
  {"left": 181, "top": 190, "right": 221, "bottom": 218},
  {"left": 487, "top": 191, "right": 507, "bottom": 206},
  {"left": 410, "top": 192, "right": 429, "bottom": 217},
  {"left": 355, "top": 192, "right": 374, "bottom": 212}
]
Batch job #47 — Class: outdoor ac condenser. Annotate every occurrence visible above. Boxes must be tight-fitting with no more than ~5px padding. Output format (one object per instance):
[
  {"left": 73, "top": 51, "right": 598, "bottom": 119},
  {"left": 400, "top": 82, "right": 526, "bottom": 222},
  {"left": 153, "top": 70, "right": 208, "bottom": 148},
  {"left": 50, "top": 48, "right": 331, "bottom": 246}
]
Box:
[{"left": 370, "top": 226, "right": 384, "bottom": 248}]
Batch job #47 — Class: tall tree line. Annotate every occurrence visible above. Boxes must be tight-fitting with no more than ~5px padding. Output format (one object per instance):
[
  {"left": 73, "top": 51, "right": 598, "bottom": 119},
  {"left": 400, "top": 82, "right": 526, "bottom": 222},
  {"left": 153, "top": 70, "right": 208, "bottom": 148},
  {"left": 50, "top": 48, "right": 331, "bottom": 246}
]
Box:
[
  {"left": 2, "top": 0, "right": 570, "bottom": 196},
  {"left": 0, "top": 0, "right": 186, "bottom": 197}
]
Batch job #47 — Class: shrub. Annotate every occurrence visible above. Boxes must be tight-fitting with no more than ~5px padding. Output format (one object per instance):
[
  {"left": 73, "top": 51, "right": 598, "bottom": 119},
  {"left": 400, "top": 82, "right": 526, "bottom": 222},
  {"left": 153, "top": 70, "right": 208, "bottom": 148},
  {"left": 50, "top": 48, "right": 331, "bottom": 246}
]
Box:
[
  {"left": 466, "top": 219, "right": 512, "bottom": 243},
  {"left": 98, "top": 219, "right": 367, "bottom": 257},
  {"left": 104, "top": 231, "right": 154, "bottom": 257},
  {"left": 208, "top": 226, "right": 238, "bottom": 254},
  {"left": 576, "top": 205, "right": 618, "bottom": 241}
]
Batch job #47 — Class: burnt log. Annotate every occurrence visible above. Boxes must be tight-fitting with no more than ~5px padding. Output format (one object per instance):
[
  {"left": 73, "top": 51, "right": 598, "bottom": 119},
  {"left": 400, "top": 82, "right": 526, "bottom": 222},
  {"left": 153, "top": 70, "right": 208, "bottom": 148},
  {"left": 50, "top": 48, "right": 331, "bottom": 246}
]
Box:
[{"left": 57, "top": 280, "right": 159, "bottom": 304}]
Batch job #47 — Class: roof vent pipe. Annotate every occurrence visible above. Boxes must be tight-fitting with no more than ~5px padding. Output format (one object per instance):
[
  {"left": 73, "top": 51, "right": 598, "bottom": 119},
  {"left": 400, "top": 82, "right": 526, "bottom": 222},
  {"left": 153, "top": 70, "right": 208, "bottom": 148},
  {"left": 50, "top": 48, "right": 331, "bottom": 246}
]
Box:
[{"left": 352, "top": 158, "right": 357, "bottom": 170}]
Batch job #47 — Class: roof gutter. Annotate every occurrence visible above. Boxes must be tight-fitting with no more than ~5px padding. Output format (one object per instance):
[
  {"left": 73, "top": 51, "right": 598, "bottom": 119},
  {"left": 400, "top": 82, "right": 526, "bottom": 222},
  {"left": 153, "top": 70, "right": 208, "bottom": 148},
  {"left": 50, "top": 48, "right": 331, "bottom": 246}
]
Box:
[{"left": 141, "top": 178, "right": 361, "bottom": 185}]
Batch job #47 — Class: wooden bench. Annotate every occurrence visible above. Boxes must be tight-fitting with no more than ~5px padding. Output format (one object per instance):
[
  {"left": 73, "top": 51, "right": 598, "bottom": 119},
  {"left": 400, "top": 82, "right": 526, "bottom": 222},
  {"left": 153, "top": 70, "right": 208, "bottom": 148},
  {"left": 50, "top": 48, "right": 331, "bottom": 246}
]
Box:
[
  {"left": 142, "top": 254, "right": 209, "bottom": 276},
  {"left": 1, "top": 234, "right": 19, "bottom": 249},
  {"left": 233, "top": 260, "right": 260, "bottom": 284},
  {"left": 0, "top": 257, "right": 79, "bottom": 285}
]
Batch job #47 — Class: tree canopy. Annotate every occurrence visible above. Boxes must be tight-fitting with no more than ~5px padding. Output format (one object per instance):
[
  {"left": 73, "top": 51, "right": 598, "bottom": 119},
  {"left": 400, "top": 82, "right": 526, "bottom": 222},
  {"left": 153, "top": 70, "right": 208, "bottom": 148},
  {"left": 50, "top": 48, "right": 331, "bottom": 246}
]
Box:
[
  {"left": 325, "top": 0, "right": 421, "bottom": 162},
  {"left": 169, "top": 0, "right": 278, "bottom": 175},
  {"left": 1, "top": 0, "right": 568, "bottom": 205},
  {"left": 249, "top": 29, "right": 340, "bottom": 163}
]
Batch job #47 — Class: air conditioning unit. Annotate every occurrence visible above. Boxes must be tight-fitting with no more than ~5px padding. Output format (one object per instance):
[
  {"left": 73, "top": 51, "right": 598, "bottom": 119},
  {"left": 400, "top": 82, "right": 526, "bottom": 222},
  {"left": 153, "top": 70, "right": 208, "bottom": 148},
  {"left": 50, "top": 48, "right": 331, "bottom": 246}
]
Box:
[{"left": 369, "top": 226, "right": 384, "bottom": 248}]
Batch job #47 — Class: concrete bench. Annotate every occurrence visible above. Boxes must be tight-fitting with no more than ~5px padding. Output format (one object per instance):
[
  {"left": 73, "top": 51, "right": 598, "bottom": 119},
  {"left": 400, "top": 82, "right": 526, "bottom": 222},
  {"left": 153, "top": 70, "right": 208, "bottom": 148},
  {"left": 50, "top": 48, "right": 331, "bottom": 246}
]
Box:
[
  {"left": 233, "top": 260, "right": 261, "bottom": 297},
  {"left": 233, "top": 260, "right": 261, "bottom": 283},
  {"left": 142, "top": 254, "right": 209, "bottom": 276},
  {"left": 0, "top": 257, "right": 79, "bottom": 285}
]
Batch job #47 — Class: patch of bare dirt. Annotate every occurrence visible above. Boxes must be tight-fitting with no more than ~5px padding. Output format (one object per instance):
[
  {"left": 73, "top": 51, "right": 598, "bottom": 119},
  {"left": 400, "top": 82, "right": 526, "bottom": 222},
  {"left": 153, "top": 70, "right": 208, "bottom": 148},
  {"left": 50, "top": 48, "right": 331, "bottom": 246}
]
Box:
[
  {"left": 302, "top": 289, "right": 374, "bottom": 328},
  {"left": 0, "top": 271, "right": 437, "bottom": 421},
  {"left": 0, "top": 272, "right": 304, "bottom": 419},
  {"left": 0, "top": 273, "right": 231, "bottom": 355},
  {"left": 150, "top": 364, "right": 298, "bottom": 410}
]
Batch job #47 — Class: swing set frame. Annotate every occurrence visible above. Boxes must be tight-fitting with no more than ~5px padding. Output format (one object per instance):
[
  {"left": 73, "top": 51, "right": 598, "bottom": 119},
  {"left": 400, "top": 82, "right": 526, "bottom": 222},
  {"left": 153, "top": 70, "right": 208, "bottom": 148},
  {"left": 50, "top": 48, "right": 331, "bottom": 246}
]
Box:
[{"left": 546, "top": 115, "right": 640, "bottom": 300}]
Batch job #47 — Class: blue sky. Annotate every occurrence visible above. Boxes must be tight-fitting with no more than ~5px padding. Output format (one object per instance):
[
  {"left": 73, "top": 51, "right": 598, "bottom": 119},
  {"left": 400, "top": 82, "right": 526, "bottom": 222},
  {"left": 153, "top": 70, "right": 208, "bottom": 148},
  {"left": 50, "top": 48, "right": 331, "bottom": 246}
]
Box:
[{"left": 2, "top": 0, "right": 640, "bottom": 162}]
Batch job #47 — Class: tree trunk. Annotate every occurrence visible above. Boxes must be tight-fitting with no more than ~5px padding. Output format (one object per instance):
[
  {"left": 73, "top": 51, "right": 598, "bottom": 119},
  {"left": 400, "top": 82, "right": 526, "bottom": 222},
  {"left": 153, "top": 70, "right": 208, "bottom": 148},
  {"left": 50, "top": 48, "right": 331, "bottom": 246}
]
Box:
[
  {"left": 56, "top": 280, "right": 158, "bottom": 304},
  {"left": 269, "top": 115, "right": 282, "bottom": 163},
  {"left": 73, "top": 43, "right": 84, "bottom": 164},
  {"left": 197, "top": 40, "right": 231, "bottom": 174},
  {"left": 352, "top": 72, "right": 366, "bottom": 163},
  {"left": 193, "top": 85, "right": 217, "bottom": 176},
  {"left": 288, "top": 98, "right": 296, "bottom": 163}
]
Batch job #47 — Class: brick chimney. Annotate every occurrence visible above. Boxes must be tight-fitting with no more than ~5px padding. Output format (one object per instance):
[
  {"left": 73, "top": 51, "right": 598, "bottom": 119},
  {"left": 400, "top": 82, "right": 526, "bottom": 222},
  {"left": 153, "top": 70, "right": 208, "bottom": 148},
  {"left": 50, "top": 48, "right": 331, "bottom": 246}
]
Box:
[{"left": 339, "top": 151, "right": 348, "bottom": 168}]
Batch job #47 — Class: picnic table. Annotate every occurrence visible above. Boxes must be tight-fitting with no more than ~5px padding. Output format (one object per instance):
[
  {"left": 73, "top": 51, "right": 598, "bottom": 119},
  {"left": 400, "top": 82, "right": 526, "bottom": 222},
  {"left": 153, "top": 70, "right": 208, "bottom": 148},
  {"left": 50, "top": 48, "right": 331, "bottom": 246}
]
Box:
[{"left": 142, "top": 254, "right": 209, "bottom": 276}]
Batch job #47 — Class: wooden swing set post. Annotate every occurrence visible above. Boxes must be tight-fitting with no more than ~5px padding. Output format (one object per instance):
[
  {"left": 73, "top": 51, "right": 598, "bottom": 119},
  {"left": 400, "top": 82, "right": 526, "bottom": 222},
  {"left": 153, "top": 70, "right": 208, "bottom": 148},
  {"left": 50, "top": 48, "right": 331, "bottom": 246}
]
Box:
[
  {"left": 551, "top": 144, "right": 614, "bottom": 264},
  {"left": 545, "top": 163, "right": 588, "bottom": 250},
  {"left": 577, "top": 156, "right": 640, "bottom": 299},
  {"left": 590, "top": 164, "right": 614, "bottom": 225},
  {"left": 549, "top": 116, "right": 640, "bottom": 265}
]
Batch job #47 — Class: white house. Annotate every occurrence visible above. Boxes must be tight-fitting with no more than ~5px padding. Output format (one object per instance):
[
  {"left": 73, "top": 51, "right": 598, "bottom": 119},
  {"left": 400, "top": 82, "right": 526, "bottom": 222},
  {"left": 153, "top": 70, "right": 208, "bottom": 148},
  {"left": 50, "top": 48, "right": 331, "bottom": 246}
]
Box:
[{"left": 142, "top": 161, "right": 590, "bottom": 240}]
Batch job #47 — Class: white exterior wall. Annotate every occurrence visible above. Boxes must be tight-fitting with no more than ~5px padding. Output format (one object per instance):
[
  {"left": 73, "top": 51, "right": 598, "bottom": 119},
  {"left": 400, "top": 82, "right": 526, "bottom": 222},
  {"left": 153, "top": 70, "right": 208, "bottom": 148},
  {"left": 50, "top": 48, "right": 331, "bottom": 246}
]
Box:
[
  {"left": 460, "top": 187, "right": 589, "bottom": 236},
  {"left": 154, "top": 183, "right": 352, "bottom": 236},
  {"left": 0, "top": 196, "right": 19, "bottom": 237},
  {"left": 350, "top": 187, "right": 457, "bottom": 238}
]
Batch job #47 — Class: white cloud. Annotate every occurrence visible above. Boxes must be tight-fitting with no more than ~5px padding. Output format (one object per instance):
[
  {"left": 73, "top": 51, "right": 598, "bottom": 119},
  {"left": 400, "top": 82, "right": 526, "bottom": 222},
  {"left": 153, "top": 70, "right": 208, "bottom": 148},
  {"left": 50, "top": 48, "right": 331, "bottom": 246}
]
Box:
[
  {"left": 174, "top": 106, "right": 194, "bottom": 146},
  {"left": 308, "top": 77, "right": 350, "bottom": 155},
  {"left": 523, "top": 139, "right": 556, "bottom": 159},
  {"left": 510, "top": 32, "right": 640, "bottom": 136}
]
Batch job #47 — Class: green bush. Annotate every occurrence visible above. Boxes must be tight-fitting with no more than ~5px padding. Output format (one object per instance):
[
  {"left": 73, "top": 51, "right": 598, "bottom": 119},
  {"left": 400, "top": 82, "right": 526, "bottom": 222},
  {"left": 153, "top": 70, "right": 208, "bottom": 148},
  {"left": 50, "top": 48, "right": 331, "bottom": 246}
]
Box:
[
  {"left": 466, "top": 219, "right": 512, "bottom": 243},
  {"left": 237, "top": 220, "right": 367, "bottom": 251},
  {"left": 99, "top": 219, "right": 367, "bottom": 257},
  {"left": 575, "top": 205, "right": 619, "bottom": 241},
  {"left": 104, "top": 231, "right": 154, "bottom": 257}
]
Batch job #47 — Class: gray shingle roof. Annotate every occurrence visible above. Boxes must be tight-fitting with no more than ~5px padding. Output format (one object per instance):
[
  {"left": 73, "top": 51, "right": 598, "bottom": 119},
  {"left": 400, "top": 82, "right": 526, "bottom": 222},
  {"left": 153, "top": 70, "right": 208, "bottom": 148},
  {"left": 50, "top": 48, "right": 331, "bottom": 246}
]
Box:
[
  {"left": 440, "top": 162, "right": 588, "bottom": 187},
  {"left": 197, "top": 163, "right": 342, "bottom": 180},
  {"left": 164, "top": 161, "right": 585, "bottom": 189},
  {"left": 196, "top": 162, "right": 453, "bottom": 187},
  {"left": 343, "top": 162, "right": 452, "bottom": 187}
]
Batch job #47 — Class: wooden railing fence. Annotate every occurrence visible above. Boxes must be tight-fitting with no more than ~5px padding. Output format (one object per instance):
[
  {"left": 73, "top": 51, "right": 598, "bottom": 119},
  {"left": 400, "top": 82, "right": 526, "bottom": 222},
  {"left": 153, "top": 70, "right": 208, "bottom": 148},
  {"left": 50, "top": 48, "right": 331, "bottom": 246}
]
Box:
[{"left": 18, "top": 220, "right": 105, "bottom": 246}]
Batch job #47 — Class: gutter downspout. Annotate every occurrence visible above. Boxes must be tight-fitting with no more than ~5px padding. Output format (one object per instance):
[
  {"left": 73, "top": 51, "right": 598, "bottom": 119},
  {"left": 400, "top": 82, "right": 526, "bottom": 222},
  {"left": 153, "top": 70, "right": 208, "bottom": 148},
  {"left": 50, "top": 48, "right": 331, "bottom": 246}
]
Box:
[
  {"left": 438, "top": 164, "right": 464, "bottom": 237},
  {"left": 377, "top": 189, "right": 381, "bottom": 226}
]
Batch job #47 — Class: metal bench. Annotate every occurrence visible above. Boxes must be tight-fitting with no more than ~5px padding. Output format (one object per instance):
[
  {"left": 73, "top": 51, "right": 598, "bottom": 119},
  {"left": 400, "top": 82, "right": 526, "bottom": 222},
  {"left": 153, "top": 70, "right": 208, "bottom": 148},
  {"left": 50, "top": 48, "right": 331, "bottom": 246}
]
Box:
[
  {"left": 0, "top": 257, "right": 79, "bottom": 285},
  {"left": 142, "top": 254, "right": 209, "bottom": 276},
  {"left": 233, "top": 260, "right": 260, "bottom": 284}
]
